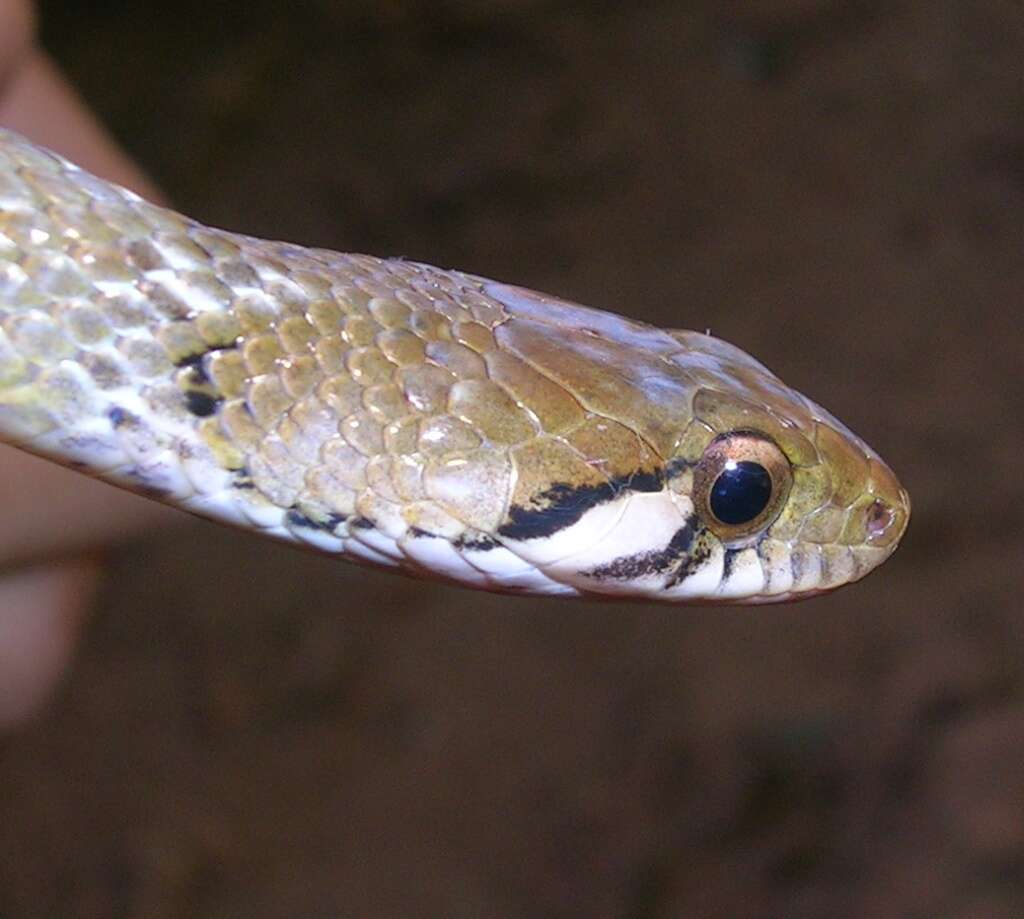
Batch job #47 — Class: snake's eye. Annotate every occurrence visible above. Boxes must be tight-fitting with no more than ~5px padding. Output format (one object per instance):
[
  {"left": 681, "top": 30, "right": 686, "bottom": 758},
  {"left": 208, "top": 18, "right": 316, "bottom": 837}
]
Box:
[
  {"left": 710, "top": 461, "right": 771, "bottom": 524},
  {"left": 694, "top": 432, "right": 791, "bottom": 542}
]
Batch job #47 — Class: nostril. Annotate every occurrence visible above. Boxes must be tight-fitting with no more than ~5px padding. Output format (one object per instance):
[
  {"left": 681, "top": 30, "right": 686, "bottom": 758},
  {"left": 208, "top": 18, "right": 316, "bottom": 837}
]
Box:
[{"left": 865, "top": 498, "right": 895, "bottom": 542}]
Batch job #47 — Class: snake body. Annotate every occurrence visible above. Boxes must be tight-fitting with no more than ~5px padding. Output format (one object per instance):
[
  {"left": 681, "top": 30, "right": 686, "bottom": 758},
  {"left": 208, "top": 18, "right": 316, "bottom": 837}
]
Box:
[{"left": 0, "top": 129, "right": 909, "bottom": 603}]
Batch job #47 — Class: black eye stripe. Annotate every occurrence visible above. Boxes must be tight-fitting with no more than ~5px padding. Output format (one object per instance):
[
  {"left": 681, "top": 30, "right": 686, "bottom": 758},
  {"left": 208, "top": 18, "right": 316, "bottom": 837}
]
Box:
[{"left": 709, "top": 461, "right": 772, "bottom": 525}]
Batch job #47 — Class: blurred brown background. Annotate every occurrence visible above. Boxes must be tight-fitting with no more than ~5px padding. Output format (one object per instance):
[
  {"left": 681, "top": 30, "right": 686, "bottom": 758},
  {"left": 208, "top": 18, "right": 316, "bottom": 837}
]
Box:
[{"left": 2, "top": 1, "right": 1022, "bottom": 917}]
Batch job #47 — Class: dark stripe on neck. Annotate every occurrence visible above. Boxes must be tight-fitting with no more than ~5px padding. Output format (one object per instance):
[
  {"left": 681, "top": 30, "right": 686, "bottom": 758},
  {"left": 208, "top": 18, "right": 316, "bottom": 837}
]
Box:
[
  {"left": 286, "top": 509, "right": 347, "bottom": 532},
  {"left": 498, "top": 468, "right": 664, "bottom": 542},
  {"left": 455, "top": 533, "right": 501, "bottom": 552}
]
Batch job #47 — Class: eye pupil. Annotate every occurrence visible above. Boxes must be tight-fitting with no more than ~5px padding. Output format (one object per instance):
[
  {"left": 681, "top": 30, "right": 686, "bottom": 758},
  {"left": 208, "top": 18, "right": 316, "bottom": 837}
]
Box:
[{"left": 710, "top": 461, "right": 772, "bottom": 525}]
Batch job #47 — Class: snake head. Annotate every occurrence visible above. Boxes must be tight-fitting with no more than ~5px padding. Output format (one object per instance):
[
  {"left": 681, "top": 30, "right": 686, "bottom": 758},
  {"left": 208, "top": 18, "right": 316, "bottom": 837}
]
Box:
[
  {"left": 655, "top": 332, "right": 911, "bottom": 602},
  {"left": 479, "top": 284, "right": 909, "bottom": 604}
]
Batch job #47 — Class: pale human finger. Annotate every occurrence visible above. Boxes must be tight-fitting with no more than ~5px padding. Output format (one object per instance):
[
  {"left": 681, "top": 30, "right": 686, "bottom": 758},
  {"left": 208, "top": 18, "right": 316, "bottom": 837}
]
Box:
[
  {"left": 0, "top": 2, "right": 174, "bottom": 729},
  {"left": 0, "top": 558, "right": 98, "bottom": 727}
]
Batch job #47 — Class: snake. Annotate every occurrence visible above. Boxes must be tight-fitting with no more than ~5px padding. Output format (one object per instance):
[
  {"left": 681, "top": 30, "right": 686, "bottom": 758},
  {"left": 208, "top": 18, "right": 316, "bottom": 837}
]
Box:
[{"left": 0, "top": 128, "right": 909, "bottom": 604}]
